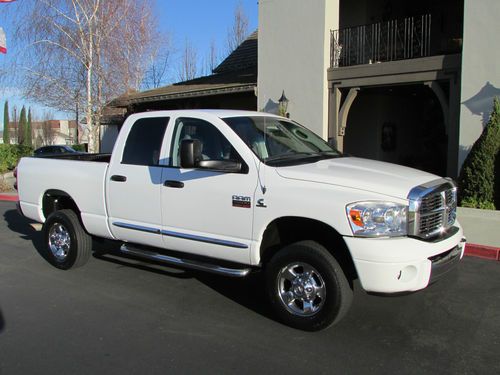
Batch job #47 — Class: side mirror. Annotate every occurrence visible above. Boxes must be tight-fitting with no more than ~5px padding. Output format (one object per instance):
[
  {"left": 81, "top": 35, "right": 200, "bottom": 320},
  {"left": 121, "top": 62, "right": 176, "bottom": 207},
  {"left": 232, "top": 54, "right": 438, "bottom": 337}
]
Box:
[{"left": 180, "top": 139, "right": 202, "bottom": 168}]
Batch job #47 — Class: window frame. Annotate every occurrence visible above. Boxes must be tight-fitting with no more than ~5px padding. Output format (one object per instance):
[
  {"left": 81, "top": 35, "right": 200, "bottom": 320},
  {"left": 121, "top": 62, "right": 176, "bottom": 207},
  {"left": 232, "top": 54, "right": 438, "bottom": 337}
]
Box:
[
  {"left": 169, "top": 116, "right": 248, "bottom": 173},
  {"left": 121, "top": 117, "right": 170, "bottom": 167}
]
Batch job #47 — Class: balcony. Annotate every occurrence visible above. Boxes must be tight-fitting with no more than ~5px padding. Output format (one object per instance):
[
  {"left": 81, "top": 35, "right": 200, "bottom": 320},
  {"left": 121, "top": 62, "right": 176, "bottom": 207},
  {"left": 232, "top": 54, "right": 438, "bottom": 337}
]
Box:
[{"left": 331, "top": 15, "right": 433, "bottom": 68}]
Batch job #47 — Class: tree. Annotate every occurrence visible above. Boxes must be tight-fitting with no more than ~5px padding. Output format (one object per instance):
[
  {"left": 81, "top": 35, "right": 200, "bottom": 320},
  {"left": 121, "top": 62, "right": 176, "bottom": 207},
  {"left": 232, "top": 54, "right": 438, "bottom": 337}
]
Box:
[
  {"left": 458, "top": 97, "right": 500, "bottom": 209},
  {"left": 3, "top": 101, "right": 9, "bottom": 144},
  {"left": 14, "top": 0, "right": 161, "bottom": 152},
  {"left": 18, "top": 106, "right": 26, "bottom": 145},
  {"left": 11, "top": 106, "right": 18, "bottom": 144},
  {"left": 178, "top": 39, "right": 198, "bottom": 82},
  {"left": 39, "top": 111, "right": 56, "bottom": 146},
  {"left": 142, "top": 34, "right": 172, "bottom": 89},
  {"left": 26, "top": 107, "right": 32, "bottom": 146},
  {"left": 143, "top": 51, "right": 171, "bottom": 89},
  {"left": 202, "top": 39, "right": 219, "bottom": 76},
  {"left": 226, "top": 1, "right": 249, "bottom": 54}
]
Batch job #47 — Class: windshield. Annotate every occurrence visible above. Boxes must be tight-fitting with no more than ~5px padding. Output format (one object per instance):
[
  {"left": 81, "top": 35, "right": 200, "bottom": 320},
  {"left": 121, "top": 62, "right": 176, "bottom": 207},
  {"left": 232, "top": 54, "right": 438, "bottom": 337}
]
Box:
[{"left": 223, "top": 116, "right": 342, "bottom": 166}]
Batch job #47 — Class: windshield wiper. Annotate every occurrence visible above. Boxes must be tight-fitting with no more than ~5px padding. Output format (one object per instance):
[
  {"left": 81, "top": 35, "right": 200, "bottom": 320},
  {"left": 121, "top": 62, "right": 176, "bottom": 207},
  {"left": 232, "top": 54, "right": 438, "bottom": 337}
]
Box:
[
  {"left": 265, "top": 151, "right": 344, "bottom": 166},
  {"left": 265, "top": 152, "right": 315, "bottom": 163},
  {"left": 316, "top": 151, "right": 343, "bottom": 159}
]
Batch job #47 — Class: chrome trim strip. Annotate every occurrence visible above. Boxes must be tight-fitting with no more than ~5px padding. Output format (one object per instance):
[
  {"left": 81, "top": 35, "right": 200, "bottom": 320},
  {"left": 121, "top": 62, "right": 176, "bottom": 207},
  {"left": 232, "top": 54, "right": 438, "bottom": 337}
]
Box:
[
  {"left": 113, "top": 222, "right": 161, "bottom": 234},
  {"left": 161, "top": 229, "right": 248, "bottom": 249},
  {"left": 120, "top": 244, "right": 252, "bottom": 277},
  {"left": 112, "top": 222, "right": 248, "bottom": 249}
]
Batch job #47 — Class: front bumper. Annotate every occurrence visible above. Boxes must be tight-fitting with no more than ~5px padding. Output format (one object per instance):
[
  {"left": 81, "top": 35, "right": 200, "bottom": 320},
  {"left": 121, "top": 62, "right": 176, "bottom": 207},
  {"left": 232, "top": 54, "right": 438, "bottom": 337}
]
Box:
[{"left": 344, "top": 225, "right": 465, "bottom": 293}]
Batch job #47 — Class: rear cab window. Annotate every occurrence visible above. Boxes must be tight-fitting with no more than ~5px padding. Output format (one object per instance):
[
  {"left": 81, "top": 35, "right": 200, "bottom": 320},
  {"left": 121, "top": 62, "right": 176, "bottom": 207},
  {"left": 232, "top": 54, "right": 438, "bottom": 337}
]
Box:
[{"left": 122, "top": 117, "right": 170, "bottom": 166}]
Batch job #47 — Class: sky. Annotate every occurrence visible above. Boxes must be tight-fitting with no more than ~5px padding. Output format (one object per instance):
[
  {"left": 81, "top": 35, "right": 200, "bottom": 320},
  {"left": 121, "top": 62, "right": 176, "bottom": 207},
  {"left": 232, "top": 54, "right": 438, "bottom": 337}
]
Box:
[{"left": 0, "top": 0, "right": 258, "bottom": 129}]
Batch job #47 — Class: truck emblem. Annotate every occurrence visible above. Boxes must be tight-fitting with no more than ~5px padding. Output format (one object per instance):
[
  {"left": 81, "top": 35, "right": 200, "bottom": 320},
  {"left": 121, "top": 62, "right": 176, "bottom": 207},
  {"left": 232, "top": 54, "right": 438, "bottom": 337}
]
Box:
[
  {"left": 256, "top": 199, "right": 267, "bottom": 208},
  {"left": 232, "top": 195, "right": 251, "bottom": 208}
]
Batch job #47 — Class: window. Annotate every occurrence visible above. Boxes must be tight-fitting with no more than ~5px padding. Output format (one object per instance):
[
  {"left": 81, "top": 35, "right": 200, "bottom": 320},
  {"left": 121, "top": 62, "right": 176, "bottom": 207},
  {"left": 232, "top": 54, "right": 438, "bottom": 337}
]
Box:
[
  {"left": 223, "top": 116, "right": 341, "bottom": 166},
  {"left": 122, "top": 117, "right": 169, "bottom": 166},
  {"left": 170, "top": 118, "right": 239, "bottom": 168}
]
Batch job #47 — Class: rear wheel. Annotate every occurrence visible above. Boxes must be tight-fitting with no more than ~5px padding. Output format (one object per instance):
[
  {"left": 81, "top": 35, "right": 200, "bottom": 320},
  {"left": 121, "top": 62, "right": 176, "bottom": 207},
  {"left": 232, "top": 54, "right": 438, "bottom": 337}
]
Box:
[
  {"left": 43, "top": 209, "right": 92, "bottom": 270},
  {"left": 265, "top": 240, "right": 353, "bottom": 331}
]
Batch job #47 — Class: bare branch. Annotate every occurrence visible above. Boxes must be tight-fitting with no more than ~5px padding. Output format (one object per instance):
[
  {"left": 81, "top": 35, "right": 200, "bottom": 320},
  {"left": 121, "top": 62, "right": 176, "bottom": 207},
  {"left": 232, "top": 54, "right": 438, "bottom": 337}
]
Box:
[{"left": 226, "top": 1, "right": 249, "bottom": 54}]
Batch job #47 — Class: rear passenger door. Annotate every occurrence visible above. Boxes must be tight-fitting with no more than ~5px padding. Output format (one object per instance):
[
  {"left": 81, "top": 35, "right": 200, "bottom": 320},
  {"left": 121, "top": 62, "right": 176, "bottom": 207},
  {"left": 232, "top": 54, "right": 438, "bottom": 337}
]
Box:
[{"left": 106, "top": 117, "right": 170, "bottom": 248}]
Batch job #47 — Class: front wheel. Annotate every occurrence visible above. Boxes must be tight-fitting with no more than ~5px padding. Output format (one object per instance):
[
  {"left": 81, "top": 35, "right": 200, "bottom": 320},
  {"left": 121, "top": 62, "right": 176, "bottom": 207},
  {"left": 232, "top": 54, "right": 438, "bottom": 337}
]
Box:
[
  {"left": 42, "top": 209, "right": 92, "bottom": 270},
  {"left": 265, "top": 240, "right": 353, "bottom": 331}
]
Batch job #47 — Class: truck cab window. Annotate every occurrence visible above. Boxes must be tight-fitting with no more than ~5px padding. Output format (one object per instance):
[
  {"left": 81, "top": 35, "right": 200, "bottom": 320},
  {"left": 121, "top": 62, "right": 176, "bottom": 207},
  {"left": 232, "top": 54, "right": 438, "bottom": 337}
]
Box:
[
  {"left": 122, "top": 117, "right": 169, "bottom": 166},
  {"left": 171, "top": 118, "right": 239, "bottom": 167}
]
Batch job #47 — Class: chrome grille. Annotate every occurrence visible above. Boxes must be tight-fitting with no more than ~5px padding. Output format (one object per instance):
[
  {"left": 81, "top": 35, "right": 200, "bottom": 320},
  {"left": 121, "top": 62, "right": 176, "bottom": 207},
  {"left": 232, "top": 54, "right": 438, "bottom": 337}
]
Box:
[{"left": 408, "top": 179, "right": 457, "bottom": 240}]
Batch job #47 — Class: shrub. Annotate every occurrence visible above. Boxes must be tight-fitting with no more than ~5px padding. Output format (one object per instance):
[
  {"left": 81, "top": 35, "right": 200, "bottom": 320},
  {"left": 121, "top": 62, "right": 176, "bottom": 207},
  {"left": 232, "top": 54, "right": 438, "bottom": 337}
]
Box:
[
  {"left": 71, "top": 144, "right": 88, "bottom": 152},
  {"left": 458, "top": 97, "right": 500, "bottom": 210},
  {"left": 0, "top": 144, "right": 34, "bottom": 174}
]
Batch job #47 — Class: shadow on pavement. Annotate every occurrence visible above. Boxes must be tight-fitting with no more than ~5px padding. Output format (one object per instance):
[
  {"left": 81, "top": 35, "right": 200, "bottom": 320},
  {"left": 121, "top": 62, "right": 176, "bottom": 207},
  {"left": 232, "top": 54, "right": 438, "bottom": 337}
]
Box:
[
  {"left": 3, "top": 209, "right": 49, "bottom": 263},
  {"left": 0, "top": 308, "right": 4, "bottom": 333},
  {"left": 196, "top": 271, "right": 273, "bottom": 320},
  {"left": 94, "top": 250, "right": 274, "bottom": 321},
  {"left": 4, "top": 208, "right": 275, "bottom": 323}
]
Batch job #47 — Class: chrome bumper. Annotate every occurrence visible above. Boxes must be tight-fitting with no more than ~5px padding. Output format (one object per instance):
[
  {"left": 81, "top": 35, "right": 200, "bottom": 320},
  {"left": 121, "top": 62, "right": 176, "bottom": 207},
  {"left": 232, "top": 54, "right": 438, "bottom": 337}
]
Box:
[{"left": 428, "top": 239, "right": 465, "bottom": 284}]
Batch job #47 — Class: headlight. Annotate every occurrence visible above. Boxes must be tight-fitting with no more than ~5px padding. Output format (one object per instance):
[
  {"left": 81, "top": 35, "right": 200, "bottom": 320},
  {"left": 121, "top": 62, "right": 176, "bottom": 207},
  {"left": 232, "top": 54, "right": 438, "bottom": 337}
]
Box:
[{"left": 346, "top": 201, "right": 407, "bottom": 237}]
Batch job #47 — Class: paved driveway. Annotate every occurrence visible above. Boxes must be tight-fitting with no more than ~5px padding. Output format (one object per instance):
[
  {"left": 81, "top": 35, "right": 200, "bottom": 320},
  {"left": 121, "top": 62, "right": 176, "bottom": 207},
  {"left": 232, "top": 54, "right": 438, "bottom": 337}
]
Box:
[{"left": 1, "top": 201, "right": 499, "bottom": 374}]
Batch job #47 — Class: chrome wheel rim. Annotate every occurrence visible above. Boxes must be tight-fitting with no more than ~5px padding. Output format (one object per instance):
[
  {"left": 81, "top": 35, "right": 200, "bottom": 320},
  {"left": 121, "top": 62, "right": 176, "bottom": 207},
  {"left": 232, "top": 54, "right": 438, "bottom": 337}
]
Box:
[
  {"left": 48, "top": 223, "right": 71, "bottom": 261},
  {"left": 277, "top": 262, "right": 326, "bottom": 317}
]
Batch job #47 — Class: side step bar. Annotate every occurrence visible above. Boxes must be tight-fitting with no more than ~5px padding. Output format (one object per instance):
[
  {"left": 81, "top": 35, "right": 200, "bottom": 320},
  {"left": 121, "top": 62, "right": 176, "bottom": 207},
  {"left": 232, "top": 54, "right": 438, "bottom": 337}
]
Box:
[{"left": 120, "top": 244, "right": 252, "bottom": 278}]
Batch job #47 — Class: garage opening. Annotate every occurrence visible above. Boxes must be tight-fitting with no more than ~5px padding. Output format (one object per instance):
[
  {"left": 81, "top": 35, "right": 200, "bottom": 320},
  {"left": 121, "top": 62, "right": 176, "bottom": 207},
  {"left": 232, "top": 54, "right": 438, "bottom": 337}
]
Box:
[{"left": 343, "top": 84, "right": 448, "bottom": 176}]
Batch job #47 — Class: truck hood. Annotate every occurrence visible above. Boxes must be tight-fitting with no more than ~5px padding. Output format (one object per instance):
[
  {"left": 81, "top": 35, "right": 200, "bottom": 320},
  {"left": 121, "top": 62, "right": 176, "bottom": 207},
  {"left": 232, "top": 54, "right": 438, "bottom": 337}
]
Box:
[{"left": 275, "top": 157, "right": 438, "bottom": 200}]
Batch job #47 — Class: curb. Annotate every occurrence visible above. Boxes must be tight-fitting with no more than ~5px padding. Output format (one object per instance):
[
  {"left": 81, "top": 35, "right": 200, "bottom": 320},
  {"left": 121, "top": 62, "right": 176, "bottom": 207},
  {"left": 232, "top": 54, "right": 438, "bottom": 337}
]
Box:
[
  {"left": 0, "top": 193, "right": 498, "bottom": 261},
  {"left": 0, "top": 194, "right": 18, "bottom": 202},
  {"left": 464, "top": 243, "right": 500, "bottom": 261}
]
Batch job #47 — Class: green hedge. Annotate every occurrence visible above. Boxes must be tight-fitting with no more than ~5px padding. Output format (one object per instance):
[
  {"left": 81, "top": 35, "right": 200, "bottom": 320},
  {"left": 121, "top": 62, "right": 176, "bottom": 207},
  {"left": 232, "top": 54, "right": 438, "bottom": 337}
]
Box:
[
  {"left": 0, "top": 144, "right": 34, "bottom": 174},
  {"left": 71, "top": 144, "right": 88, "bottom": 152},
  {"left": 458, "top": 97, "right": 500, "bottom": 210}
]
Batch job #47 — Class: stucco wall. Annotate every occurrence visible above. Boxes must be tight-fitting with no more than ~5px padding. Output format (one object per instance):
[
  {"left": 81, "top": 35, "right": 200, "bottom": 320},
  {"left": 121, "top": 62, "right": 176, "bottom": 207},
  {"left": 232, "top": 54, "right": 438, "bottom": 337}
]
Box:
[
  {"left": 258, "top": 0, "right": 339, "bottom": 139},
  {"left": 459, "top": 0, "right": 500, "bottom": 170}
]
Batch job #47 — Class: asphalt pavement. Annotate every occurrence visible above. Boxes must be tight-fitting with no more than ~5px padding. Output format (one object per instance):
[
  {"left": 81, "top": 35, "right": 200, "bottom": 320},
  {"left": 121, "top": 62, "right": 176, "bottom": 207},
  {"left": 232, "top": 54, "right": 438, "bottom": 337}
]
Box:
[{"left": 0, "top": 201, "right": 499, "bottom": 375}]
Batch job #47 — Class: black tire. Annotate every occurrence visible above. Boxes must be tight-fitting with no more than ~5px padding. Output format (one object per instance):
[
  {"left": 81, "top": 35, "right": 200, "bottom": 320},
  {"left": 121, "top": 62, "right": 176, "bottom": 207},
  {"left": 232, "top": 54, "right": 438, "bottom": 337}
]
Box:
[
  {"left": 265, "top": 240, "right": 353, "bottom": 331},
  {"left": 42, "top": 209, "right": 92, "bottom": 270}
]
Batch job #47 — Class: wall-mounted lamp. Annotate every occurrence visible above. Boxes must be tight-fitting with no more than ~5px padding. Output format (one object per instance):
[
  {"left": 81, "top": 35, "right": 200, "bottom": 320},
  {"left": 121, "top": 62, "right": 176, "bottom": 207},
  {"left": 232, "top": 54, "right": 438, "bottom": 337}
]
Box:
[{"left": 278, "top": 90, "right": 290, "bottom": 118}]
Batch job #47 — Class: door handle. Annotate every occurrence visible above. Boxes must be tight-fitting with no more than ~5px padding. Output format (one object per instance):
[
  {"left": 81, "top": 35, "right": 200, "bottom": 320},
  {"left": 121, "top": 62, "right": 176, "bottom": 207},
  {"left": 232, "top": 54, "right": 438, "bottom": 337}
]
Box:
[
  {"left": 164, "top": 180, "right": 184, "bottom": 188},
  {"left": 110, "top": 175, "right": 127, "bottom": 182}
]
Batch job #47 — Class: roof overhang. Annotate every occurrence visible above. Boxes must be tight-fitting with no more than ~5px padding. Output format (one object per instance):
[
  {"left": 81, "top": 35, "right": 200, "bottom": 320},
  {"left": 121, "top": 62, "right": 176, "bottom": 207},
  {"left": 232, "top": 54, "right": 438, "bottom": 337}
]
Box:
[{"left": 114, "top": 83, "right": 256, "bottom": 107}]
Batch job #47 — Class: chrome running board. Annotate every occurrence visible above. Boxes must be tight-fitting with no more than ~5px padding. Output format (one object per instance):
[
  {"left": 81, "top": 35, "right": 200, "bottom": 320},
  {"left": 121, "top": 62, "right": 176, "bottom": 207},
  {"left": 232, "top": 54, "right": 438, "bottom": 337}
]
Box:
[{"left": 120, "top": 244, "right": 252, "bottom": 278}]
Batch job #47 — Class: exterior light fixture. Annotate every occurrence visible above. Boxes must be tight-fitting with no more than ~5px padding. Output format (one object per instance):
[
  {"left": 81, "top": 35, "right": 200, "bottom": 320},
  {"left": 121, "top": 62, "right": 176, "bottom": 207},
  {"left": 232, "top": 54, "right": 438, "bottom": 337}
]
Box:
[{"left": 278, "top": 90, "right": 290, "bottom": 117}]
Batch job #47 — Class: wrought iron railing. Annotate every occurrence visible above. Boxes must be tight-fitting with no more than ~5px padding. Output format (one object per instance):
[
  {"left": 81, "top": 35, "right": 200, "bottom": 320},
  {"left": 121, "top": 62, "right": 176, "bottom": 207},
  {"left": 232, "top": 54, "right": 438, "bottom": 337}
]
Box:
[{"left": 331, "top": 14, "right": 432, "bottom": 68}]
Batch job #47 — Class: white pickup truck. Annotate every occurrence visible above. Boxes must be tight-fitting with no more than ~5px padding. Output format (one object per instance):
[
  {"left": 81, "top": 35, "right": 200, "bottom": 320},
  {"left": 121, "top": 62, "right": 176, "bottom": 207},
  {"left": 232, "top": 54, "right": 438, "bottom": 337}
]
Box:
[{"left": 17, "top": 110, "right": 465, "bottom": 331}]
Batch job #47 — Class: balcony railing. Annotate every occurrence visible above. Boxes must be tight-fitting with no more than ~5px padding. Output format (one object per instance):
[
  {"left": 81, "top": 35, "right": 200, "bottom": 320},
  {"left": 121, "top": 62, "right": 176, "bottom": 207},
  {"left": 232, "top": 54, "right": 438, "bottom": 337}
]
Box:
[{"left": 331, "top": 14, "right": 432, "bottom": 68}]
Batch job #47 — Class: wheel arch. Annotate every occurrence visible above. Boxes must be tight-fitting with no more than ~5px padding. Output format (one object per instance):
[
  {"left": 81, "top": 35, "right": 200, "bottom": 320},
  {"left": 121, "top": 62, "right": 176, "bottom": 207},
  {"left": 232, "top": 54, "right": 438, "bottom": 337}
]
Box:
[
  {"left": 259, "top": 216, "right": 357, "bottom": 281},
  {"left": 42, "top": 189, "right": 82, "bottom": 221}
]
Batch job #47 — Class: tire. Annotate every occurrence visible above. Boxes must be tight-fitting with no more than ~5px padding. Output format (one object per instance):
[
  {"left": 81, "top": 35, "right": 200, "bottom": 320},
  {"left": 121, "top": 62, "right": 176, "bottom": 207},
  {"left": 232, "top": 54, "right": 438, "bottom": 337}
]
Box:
[
  {"left": 265, "top": 240, "right": 353, "bottom": 331},
  {"left": 42, "top": 209, "right": 92, "bottom": 270}
]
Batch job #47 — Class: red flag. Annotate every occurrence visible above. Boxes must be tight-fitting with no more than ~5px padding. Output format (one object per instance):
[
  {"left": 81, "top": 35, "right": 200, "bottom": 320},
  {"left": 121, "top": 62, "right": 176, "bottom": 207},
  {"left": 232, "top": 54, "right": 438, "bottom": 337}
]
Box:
[{"left": 0, "top": 27, "right": 6, "bottom": 54}]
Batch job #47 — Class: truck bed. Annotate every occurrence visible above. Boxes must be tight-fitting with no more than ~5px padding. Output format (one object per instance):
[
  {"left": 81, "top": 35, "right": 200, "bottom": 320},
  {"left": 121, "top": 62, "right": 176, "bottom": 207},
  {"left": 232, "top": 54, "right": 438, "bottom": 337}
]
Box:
[
  {"left": 35, "top": 153, "right": 111, "bottom": 163},
  {"left": 17, "top": 156, "right": 112, "bottom": 238}
]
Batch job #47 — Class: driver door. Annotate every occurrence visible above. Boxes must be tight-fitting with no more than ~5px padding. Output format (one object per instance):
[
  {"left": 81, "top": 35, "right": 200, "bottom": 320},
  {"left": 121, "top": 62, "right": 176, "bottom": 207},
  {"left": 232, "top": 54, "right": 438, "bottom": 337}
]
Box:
[{"left": 160, "top": 117, "right": 257, "bottom": 264}]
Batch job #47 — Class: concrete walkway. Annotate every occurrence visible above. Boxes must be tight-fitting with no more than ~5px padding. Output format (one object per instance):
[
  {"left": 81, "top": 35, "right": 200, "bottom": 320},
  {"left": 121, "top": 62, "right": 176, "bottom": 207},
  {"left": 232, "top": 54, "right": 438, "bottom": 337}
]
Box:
[{"left": 457, "top": 207, "right": 500, "bottom": 247}]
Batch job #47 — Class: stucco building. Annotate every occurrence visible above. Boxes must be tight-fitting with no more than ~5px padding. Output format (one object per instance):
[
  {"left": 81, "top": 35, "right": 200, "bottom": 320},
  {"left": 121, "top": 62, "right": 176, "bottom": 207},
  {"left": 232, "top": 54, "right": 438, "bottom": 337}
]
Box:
[
  {"left": 1, "top": 119, "right": 78, "bottom": 147},
  {"left": 259, "top": 0, "right": 499, "bottom": 178}
]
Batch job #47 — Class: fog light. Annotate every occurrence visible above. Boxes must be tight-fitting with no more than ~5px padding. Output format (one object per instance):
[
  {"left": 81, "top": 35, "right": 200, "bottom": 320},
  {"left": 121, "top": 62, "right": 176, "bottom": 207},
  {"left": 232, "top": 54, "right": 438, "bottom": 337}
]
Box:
[{"left": 398, "top": 266, "right": 417, "bottom": 283}]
